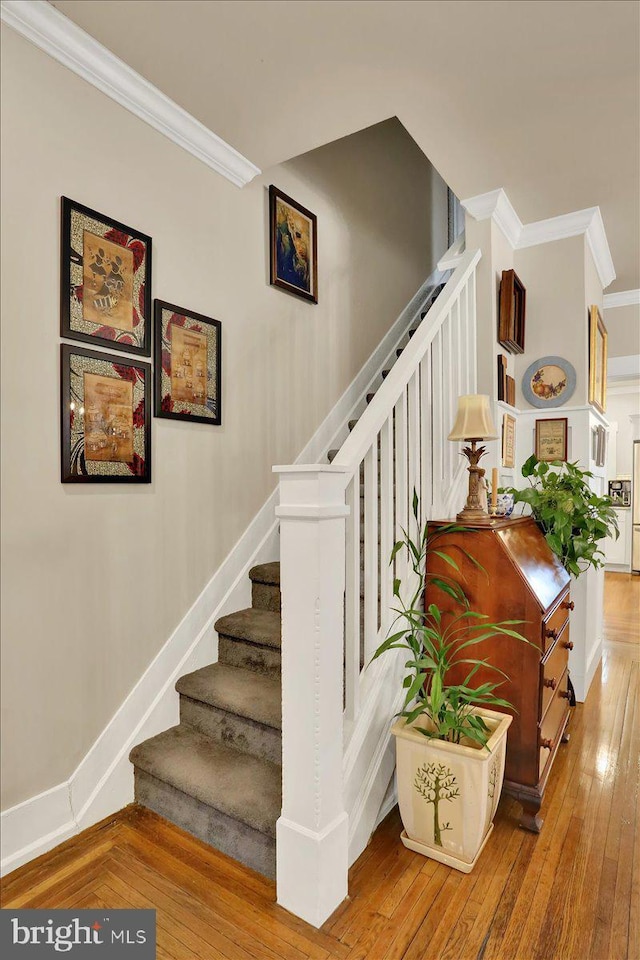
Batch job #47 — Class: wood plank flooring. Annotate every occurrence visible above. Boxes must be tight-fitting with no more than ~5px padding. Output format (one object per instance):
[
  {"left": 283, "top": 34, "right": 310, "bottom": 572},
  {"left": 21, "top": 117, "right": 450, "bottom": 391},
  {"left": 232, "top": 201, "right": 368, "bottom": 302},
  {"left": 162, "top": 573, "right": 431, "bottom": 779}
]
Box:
[
  {"left": 603, "top": 572, "right": 640, "bottom": 644},
  {"left": 2, "top": 578, "right": 638, "bottom": 960}
]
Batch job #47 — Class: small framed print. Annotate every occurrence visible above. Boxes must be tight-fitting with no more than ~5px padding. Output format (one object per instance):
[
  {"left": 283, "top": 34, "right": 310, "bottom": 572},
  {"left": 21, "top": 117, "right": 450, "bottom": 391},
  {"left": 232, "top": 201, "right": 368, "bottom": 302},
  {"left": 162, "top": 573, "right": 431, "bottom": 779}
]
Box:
[
  {"left": 535, "top": 418, "right": 568, "bottom": 462},
  {"left": 269, "top": 185, "right": 318, "bottom": 303},
  {"left": 154, "top": 301, "right": 221, "bottom": 425},
  {"left": 61, "top": 344, "right": 151, "bottom": 483},
  {"left": 588, "top": 305, "right": 607, "bottom": 414},
  {"left": 61, "top": 197, "right": 152, "bottom": 356},
  {"left": 502, "top": 414, "right": 516, "bottom": 468}
]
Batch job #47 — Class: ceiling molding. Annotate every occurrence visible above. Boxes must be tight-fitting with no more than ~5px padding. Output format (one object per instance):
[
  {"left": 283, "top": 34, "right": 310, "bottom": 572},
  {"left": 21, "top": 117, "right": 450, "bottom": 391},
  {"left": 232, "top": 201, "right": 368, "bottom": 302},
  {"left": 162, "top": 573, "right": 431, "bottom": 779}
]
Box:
[
  {"left": 0, "top": 0, "right": 261, "bottom": 188},
  {"left": 604, "top": 289, "right": 640, "bottom": 309},
  {"left": 461, "top": 189, "right": 523, "bottom": 247},
  {"left": 461, "top": 188, "right": 616, "bottom": 290}
]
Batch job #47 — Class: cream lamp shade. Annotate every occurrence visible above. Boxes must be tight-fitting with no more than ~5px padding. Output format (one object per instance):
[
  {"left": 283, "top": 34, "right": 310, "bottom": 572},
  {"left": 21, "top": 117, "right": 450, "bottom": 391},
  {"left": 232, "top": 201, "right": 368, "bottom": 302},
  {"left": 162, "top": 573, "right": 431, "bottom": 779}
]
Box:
[{"left": 448, "top": 394, "right": 498, "bottom": 441}]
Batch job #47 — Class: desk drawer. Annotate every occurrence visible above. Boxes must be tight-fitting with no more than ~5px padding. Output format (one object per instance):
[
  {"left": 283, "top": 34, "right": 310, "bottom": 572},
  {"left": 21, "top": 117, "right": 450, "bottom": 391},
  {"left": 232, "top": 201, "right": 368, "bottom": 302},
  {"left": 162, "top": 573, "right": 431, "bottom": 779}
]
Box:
[
  {"left": 541, "top": 592, "right": 572, "bottom": 653},
  {"left": 539, "top": 669, "right": 571, "bottom": 779},
  {"left": 540, "top": 625, "right": 571, "bottom": 719}
]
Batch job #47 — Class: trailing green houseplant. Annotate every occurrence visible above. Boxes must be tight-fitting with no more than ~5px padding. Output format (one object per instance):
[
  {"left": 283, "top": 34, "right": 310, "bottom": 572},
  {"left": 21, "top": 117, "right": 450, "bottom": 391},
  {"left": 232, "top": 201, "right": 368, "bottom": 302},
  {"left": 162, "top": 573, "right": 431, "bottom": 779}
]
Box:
[
  {"left": 372, "top": 493, "right": 529, "bottom": 750},
  {"left": 503, "top": 456, "right": 619, "bottom": 577}
]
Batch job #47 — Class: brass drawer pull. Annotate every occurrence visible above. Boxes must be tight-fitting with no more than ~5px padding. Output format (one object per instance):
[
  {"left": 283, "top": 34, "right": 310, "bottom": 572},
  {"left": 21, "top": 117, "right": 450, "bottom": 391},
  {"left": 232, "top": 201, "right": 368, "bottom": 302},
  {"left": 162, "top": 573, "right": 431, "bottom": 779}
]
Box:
[
  {"left": 545, "top": 627, "right": 558, "bottom": 641},
  {"left": 540, "top": 738, "right": 555, "bottom": 750},
  {"left": 563, "top": 600, "right": 575, "bottom": 611},
  {"left": 563, "top": 640, "right": 574, "bottom": 651},
  {"left": 543, "top": 677, "right": 557, "bottom": 690}
]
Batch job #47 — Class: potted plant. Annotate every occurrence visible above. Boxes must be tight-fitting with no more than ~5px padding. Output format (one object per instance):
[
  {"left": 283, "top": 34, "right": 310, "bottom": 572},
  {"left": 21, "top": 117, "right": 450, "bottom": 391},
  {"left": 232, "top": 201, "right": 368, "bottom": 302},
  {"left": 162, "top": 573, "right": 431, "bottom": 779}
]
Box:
[
  {"left": 372, "top": 494, "right": 529, "bottom": 873},
  {"left": 503, "top": 456, "right": 619, "bottom": 576}
]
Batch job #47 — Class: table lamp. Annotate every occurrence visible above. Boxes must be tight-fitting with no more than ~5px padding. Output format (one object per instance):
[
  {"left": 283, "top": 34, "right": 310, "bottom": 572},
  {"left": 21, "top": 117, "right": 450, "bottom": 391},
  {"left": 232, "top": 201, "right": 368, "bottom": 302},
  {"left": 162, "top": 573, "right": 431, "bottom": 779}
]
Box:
[{"left": 448, "top": 394, "right": 499, "bottom": 523}]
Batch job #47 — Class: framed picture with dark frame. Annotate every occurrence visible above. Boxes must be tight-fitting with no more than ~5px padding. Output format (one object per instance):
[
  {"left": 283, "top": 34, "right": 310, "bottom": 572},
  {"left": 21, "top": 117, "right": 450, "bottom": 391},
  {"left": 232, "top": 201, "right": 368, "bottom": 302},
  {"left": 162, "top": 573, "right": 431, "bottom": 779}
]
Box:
[
  {"left": 498, "top": 269, "right": 526, "bottom": 354},
  {"left": 588, "top": 305, "right": 607, "bottom": 414},
  {"left": 61, "top": 343, "right": 151, "bottom": 483},
  {"left": 502, "top": 413, "right": 516, "bottom": 468},
  {"left": 61, "top": 197, "right": 152, "bottom": 356},
  {"left": 269, "top": 185, "right": 318, "bottom": 304},
  {"left": 154, "top": 300, "right": 222, "bottom": 425},
  {"left": 535, "top": 418, "right": 568, "bottom": 462}
]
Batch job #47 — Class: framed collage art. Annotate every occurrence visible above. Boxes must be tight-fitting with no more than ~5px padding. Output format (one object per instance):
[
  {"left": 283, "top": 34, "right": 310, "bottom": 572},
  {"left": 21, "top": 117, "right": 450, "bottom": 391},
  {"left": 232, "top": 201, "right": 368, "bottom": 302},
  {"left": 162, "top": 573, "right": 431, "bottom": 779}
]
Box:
[
  {"left": 154, "top": 300, "right": 222, "bottom": 425},
  {"left": 61, "top": 197, "right": 152, "bottom": 357},
  {"left": 61, "top": 344, "right": 151, "bottom": 483}
]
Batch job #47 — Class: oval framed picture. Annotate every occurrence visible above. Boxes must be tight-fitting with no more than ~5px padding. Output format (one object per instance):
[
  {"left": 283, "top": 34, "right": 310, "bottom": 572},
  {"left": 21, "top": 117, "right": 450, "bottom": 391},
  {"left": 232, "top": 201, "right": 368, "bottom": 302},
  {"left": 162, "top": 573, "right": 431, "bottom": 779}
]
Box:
[{"left": 521, "top": 356, "right": 576, "bottom": 409}]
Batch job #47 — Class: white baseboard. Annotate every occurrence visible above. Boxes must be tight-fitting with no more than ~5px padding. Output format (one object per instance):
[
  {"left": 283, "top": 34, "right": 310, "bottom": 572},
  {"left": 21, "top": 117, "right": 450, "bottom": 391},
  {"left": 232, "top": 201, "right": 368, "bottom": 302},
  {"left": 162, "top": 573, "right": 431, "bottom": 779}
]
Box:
[{"left": 1, "top": 271, "right": 441, "bottom": 877}]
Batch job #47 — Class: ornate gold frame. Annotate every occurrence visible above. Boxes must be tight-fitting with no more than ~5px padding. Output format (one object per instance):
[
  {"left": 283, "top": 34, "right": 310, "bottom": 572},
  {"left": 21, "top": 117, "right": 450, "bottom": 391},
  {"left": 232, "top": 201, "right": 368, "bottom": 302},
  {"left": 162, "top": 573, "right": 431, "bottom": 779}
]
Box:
[{"left": 588, "top": 305, "right": 607, "bottom": 414}]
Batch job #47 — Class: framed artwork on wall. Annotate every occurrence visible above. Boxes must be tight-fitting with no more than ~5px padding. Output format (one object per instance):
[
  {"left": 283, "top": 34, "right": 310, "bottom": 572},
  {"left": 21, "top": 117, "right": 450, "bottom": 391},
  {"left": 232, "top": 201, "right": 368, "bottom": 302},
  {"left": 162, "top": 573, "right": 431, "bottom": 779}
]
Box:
[
  {"left": 60, "top": 197, "right": 152, "bottom": 356},
  {"left": 535, "top": 418, "right": 568, "bottom": 462},
  {"left": 588, "top": 305, "right": 607, "bottom": 414},
  {"left": 61, "top": 344, "right": 151, "bottom": 483},
  {"left": 521, "top": 356, "right": 576, "bottom": 409},
  {"left": 498, "top": 269, "right": 526, "bottom": 354},
  {"left": 269, "top": 185, "right": 318, "bottom": 304},
  {"left": 154, "top": 300, "right": 222, "bottom": 425},
  {"left": 502, "top": 414, "right": 516, "bottom": 468}
]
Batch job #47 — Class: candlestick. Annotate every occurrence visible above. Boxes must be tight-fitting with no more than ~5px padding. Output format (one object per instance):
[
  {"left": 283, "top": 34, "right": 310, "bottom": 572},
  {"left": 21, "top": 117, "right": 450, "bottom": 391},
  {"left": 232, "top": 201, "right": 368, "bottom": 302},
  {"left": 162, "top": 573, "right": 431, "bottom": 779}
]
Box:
[{"left": 491, "top": 467, "right": 498, "bottom": 508}]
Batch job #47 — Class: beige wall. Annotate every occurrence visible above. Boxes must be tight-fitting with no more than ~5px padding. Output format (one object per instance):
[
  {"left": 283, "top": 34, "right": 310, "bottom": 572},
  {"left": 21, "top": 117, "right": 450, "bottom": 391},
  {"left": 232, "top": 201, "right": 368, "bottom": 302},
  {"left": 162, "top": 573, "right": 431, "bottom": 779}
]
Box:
[
  {"left": 513, "top": 237, "right": 588, "bottom": 408},
  {"left": 0, "top": 29, "right": 447, "bottom": 810},
  {"left": 605, "top": 303, "right": 640, "bottom": 358}
]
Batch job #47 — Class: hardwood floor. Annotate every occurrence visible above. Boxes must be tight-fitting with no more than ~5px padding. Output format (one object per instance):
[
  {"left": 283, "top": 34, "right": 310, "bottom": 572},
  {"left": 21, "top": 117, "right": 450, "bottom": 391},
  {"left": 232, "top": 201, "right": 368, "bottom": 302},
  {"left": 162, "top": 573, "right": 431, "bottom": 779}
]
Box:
[
  {"left": 2, "top": 580, "right": 638, "bottom": 960},
  {"left": 603, "top": 572, "right": 640, "bottom": 645}
]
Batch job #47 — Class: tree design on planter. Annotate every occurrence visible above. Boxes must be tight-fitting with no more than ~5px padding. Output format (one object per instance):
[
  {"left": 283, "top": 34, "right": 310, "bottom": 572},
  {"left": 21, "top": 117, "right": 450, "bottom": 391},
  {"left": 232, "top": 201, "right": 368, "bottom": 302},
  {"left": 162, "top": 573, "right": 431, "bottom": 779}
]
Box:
[
  {"left": 414, "top": 762, "right": 460, "bottom": 846},
  {"left": 488, "top": 759, "right": 499, "bottom": 799}
]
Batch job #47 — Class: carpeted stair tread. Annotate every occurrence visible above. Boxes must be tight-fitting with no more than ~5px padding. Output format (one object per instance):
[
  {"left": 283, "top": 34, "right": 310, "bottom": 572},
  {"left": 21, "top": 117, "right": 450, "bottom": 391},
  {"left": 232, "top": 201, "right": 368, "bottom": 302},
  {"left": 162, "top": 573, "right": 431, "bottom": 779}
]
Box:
[
  {"left": 215, "top": 608, "right": 281, "bottom": 649},
  {"left": 176, "top": 663, "right": 281, "bottom": 730},
  {"left": 130, "top": 725, "right": 281, "bottom": 838},
  {"left": 248, "top": 562, "right": 280, "bottom": 586}
]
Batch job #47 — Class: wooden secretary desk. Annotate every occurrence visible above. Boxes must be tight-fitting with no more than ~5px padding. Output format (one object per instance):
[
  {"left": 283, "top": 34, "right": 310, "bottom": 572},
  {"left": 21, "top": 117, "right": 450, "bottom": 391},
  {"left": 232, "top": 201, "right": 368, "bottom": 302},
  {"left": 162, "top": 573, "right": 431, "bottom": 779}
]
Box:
[{"left": 426, "top": 516, "right": 573, "bottom": 832}]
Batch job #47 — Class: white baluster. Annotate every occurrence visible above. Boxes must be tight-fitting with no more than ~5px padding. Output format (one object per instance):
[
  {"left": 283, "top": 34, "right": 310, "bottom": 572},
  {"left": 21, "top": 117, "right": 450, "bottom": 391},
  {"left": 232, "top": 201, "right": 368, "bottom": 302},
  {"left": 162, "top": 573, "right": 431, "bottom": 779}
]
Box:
[
  {"left": 363, "top": 443, "right": 379, "bottom": 665},
  {"left": 420, "top": 351, "right": 433, "bottom": 515},
  {"left": 379, "top": 416, "right": 394, "bottom": 636},
  {"left": 345, "top": 476, "right": 360, "bottom": 722},
  {"left": 394, "top": 392, "right": 408, "bottom": 583}
]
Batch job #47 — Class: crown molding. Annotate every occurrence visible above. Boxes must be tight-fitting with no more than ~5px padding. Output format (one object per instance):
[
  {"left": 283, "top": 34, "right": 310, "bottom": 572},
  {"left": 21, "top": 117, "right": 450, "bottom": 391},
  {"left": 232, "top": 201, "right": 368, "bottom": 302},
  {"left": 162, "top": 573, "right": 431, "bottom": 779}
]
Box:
[
  {"left": 0, "top": 0, "right": 261, "bottom": 188},
  {"left": 461, "top": 188, "right": 616, "bottom": 290},
  {"left": 461, "top": 188, "right": 523, "bottom": 248},
  {"left": 604, "top": 289, "right": 640, "bottom": 309}
]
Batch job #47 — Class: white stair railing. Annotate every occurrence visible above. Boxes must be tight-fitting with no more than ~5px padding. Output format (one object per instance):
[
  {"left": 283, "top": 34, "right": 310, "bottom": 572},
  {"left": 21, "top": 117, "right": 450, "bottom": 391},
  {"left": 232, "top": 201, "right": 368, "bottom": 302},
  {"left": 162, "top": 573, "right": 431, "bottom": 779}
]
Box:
[{"left": 274, "top": 247, "right": 481, "bottom": 927}]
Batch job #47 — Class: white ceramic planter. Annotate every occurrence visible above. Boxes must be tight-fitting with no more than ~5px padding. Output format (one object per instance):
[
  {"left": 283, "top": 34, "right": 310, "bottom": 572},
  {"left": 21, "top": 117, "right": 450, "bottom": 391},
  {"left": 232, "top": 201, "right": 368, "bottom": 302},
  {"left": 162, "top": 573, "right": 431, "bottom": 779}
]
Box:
[{"left": 392, "top": 707, "right": 512, "bottom": 873}]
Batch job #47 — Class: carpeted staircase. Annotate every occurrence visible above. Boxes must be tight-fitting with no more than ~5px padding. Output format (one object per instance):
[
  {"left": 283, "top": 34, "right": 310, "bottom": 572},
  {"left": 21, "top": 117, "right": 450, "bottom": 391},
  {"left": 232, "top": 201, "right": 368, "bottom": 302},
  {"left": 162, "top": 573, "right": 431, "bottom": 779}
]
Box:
[
  {"left": 129, "top": 562, "right": 282, "bottom": 879},
  {"left": 129, "top": 282, "right": 446, "bottom": 880}
]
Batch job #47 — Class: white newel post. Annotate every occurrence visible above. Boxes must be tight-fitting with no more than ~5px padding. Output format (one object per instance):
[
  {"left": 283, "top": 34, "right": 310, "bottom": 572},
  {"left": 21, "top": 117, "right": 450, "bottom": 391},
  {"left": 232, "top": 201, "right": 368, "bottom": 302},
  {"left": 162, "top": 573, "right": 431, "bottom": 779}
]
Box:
[{"left": 273, "top": 464, "right": 350, "bottom": 928}]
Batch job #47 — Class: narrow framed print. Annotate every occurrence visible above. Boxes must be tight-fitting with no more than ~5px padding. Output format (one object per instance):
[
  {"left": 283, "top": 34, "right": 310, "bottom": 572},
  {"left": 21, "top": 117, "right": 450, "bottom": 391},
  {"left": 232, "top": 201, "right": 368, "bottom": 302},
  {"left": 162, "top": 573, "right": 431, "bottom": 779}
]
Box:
[
  {"left": 588, "top": 305, "right": 607, "bottom": 414},
  {"left": 502, "top": 414, "right": 516, "bottom": 469},
  {"left": 154, "top": 300, "right": 222, "bottom": 425},
  {"left": 61, "top": 344, "right": 151, "bottom": 483},
  {"left": 269, "top": 185, "right": 318, "bottom": 303},
  {"left": 535, "top": 417, "right": 568, "bottom": 462},
  {"left": 61, "top": 197, "right": 152, "bottom": 356}
]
